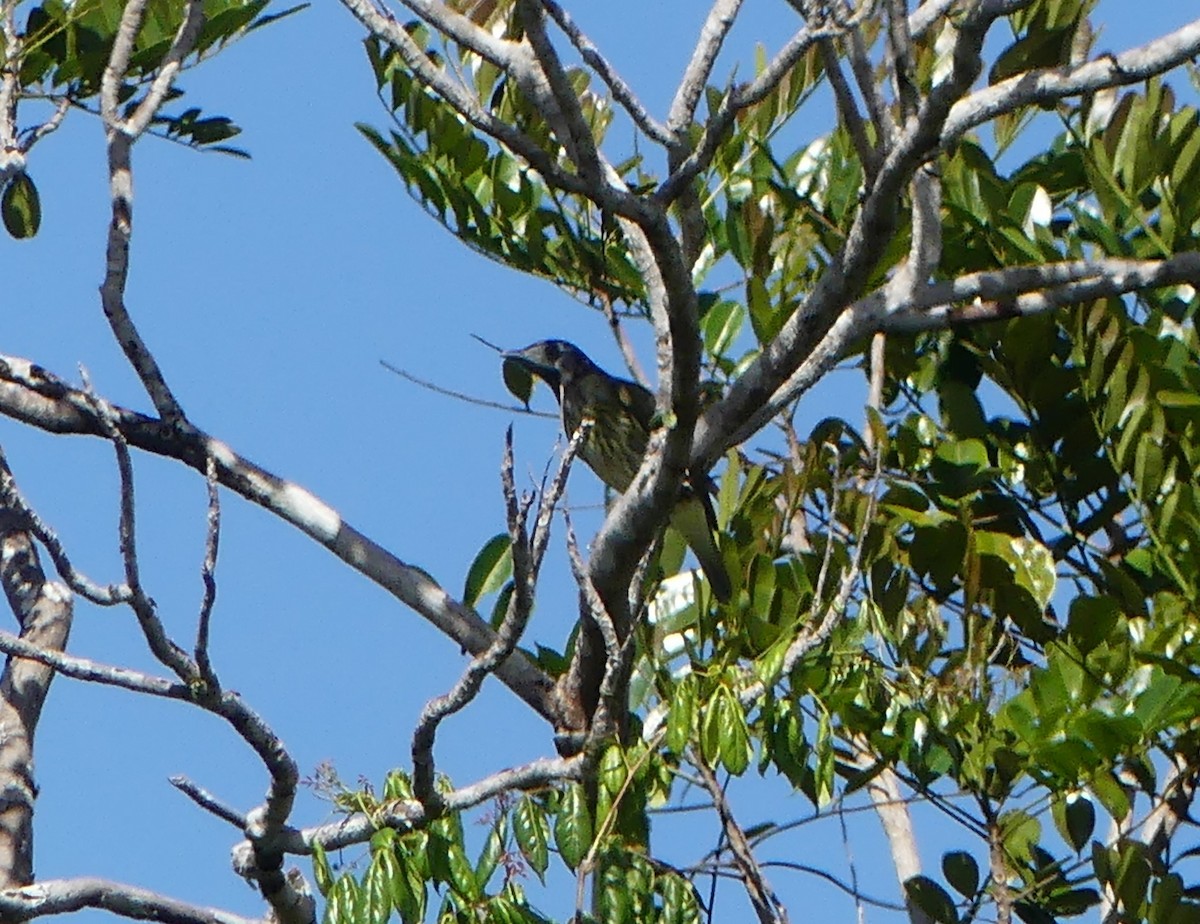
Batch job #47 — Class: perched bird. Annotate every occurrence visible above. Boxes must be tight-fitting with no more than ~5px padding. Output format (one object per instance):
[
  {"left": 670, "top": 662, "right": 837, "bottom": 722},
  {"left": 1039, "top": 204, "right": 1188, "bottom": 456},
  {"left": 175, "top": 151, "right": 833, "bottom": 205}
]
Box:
[{"left": 503, "top": 339, "right": 733, "bottom": 603}]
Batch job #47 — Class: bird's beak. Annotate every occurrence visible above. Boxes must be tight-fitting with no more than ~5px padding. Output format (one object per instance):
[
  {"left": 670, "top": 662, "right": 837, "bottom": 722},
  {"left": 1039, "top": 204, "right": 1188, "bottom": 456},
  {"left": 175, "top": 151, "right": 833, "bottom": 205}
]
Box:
[{"left": 501, "top": 347, "right": 554, "bottom": 376}]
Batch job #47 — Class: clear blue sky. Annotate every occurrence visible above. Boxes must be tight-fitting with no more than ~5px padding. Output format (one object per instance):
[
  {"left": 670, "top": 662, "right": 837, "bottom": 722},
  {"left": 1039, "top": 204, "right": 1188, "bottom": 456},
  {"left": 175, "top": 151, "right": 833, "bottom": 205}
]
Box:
[{"left": 3, "top": 3, "right": 1197, "bottom": 921}]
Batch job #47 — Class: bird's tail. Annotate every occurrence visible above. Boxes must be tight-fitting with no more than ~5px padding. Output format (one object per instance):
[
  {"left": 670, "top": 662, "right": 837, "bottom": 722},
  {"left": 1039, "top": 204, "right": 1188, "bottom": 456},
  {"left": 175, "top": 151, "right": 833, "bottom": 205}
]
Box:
[{"left": 669, "top": 492, "right": 733, "bottom": 603}]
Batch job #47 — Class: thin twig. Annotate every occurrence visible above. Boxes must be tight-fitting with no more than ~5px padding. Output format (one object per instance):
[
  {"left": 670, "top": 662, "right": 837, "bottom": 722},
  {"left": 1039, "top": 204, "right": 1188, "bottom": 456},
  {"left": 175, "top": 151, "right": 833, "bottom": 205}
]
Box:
[
  {"left": 846, "top": 10, "right": 895, "bottom": 144},
  {"left": 695, "top": 757, "right": 789, "bottom": 924},
  {"left": 820, "top": 38, "right": 880, "bottom": 177},
  {"left": 516, "top": 0, "right": 602, "bottom": 184},
  {"left": 381, "top": 359, "right": 556, "bottom": 418},
  {"left": 18, "top": 96, "right": 71, "bottom": 153},
  {"left": 659, "top": 11, "right": 864, "bottom": 204},
  {"left": 529, "top": 420, "right": 591, "bottom": 576},
  {"left": 563, "top": 505, "right": 620, "bottom": 665},
  {"left": 0, "top": 629, "right": 189, "bottom": 699},
  {"left": 195, "top": 453, "right": 221, "bottom": 687},
  {"left": 410, "top": 425, "right": 574, "bottom": 807},
  {"left": 0, "top": 877, "right": 258, "bottom": 924},
  {"left": 539, "top": 0, "right": 672, "bottom": 145},
  {"left": 242, "top": 754, "right": 585, "bottom": 858},
  {"left": 0, "top": 447, "right": 131, "bottom": 605},
  {"left": 170, "top": 775, "right": 247, "bottom": 829},
  {"left": 77, "top": 372, "right": 196, "bottom": 681},
  {"left": 667, "top": 0, "right": 745, "bottom": 136},
  {"left": 598, "top": 291, "right": 648, "bottom": 386}
]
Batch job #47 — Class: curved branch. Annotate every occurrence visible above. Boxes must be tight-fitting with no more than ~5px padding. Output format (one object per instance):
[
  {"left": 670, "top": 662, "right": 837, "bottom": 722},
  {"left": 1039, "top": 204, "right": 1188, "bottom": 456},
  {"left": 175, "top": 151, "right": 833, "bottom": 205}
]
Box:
[
  {"left": 756, "top": 254, "right": 1200, "bottom": 438},
  {"left": 0, "top": 630, "right": 187, "bottom": 699},
  {"left": 396, "top": 0, "right": 512, "bottom": 66},
  {"left": 0, "top": 459, "right": 130, "bottom": 606},
  {"left": 411, "top": 425, "right": 581, "bottom": 805},
  {"left": 0, "top": 355, "right": 560, "bottom": 725},
  {"left": 942, "top": 18, "right": 1200, "bottom": 147},
  {"left": 666, "top": 0, "right": 744, "bottom": 136},
  {"left": 235, "top": 754, "right": 584, "bottom": 860},
  {"left": 99, "top": 0, "right": 205, "bottom": 422},
  {"left": 878, "top": 254, "right": 1200, "bottom": 333},
  {"left": 0, "top": 878, "right": 258, "bottom": 924},
  {"left": 540, "top": 0, "right": 671, "bottom": 145},
  {"left": 516, "top": 0, "right": 602, "bottom": 184}
]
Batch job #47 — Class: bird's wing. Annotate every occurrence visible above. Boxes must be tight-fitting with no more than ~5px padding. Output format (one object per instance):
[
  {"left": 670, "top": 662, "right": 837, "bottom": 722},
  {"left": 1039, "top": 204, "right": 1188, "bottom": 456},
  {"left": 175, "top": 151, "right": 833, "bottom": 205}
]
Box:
[{"left": 614, "top": 378, "right": 657, "bottom": 432}]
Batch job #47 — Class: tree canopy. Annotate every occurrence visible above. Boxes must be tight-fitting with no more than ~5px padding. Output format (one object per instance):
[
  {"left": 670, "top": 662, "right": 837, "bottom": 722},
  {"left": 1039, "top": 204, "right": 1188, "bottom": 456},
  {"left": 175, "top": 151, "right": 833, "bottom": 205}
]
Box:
[{"left": 2, "top": 1, "right": 1200, "bottom": 923}]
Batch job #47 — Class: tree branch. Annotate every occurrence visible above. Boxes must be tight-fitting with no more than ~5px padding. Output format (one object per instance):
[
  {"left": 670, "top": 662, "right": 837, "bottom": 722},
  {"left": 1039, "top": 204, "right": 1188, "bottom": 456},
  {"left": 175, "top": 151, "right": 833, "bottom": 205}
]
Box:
[
  {"left": 0, "top": 630, "right": 187, "bottom": 700},
  {"left": 0, "top": 877, "right": 258, "bottom": 924},
  {"left": 694, "top": 757, "right": 788, "bottom": 924},
  {"left": 0, "top": 355, "right": 560, "bottom": 725},
  {"left": 99, "top": 0, "right": 204, "bottom": 421},
  {"left": 539, "top": 0, "right": 671, "bottom": 145},
  {"left": 341, "top": 0, "right": 647, "bottom": 220},
  {"left": 942, "top": 18, "right": 1200, "bottom": 147},
  {"left": 234, "top": 754, "right": 584, "bottom": 860},
  {"left": 0, "top": 498, "right": 72, "bottom": 888},
  {"left": 693, "top": 1, "right": 1058, "bottom": 467},
  {"left": 666, "top": 0, "right": 744, "bottom": 137}
]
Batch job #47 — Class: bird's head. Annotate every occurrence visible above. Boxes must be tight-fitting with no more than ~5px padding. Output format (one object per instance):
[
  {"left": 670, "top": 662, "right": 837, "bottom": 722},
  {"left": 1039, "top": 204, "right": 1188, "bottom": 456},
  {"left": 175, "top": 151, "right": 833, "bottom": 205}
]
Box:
[{"left": 502, "top": 340, "right": 595, "bottom": 396}]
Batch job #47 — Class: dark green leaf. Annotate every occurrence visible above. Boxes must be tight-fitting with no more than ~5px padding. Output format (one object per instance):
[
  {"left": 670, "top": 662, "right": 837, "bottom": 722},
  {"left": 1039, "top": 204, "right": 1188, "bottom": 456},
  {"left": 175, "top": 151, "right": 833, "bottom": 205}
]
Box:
[
  {"left": 942, "top": 851, "right": 979, "bottom": 898},
  {"left": 2, "top": 174, "right": 41, "bottom": 239},
  {"left": 904, "top": 875, "right": 959, "bottom": 924}
]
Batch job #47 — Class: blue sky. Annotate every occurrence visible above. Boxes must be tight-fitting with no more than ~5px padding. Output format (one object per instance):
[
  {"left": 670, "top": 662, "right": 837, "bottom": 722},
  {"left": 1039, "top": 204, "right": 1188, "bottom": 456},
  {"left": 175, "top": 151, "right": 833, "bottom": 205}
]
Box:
[{"left": 3, "top": 3, "right": 1198, "bottom": 921}]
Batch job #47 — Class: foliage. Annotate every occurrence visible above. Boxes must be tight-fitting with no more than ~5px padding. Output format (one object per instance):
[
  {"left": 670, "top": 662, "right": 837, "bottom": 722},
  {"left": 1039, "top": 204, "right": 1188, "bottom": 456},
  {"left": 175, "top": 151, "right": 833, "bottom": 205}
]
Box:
[
  {"left": 324, "top": 1, "right": 1200, "bottom": 922},
  {"left": 0, "top": 0, "right": 305, "bottom": 239},
  {"left": 3, "top": 0, "right": 1200, "bottom": 921}
]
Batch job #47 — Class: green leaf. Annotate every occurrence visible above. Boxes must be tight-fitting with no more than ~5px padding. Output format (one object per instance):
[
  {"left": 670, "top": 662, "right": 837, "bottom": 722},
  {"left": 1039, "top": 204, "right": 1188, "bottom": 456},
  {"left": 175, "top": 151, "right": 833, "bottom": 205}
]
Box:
[
  {"left": 2, "top": 173, "right": 41, "bottom": 239},
  {"left": 463, "top": 533, "right": 513, "bottom": 606},
  {"left": 746, "top": 276, "right": 783, "bottom": 344},
  {"left": 1052, "top": 794, "right": 1096, "bottom": 854},
  {"left": 1157, "top": 389, "right": 1200, "bottom": 408},
  {"left": 1067, "top": 596, "right": 1120, "bottom": 655},
  {"left": 328, "top": 873, "right": 361, "bottom": 924},
  {"left": 942, "top": 851, "right": 979, "bottom": 898},
  {"left": 665, "top": 674, "right": 696, "bottom": 755},
  {"left": 475, "top": 821, "right": 504, "bottom": 889},
  {"left": 702, "top": 299, "right": 744, "bottom": 358},
  {"left": 726, "top": 203, "right": 751, "bottom": 266},
  {"left": 930, "top": 439, "right": 992, "bottom": 498},
  {"left": 446, "top": 840, "right": 478, "bottom": 900},
  {"left": 385, "top": 852, "right": 425, "bottom": 923},
  {"left": 718, "top": 688, "right": 752, "bottom": 776},
  {"left": 1091, "top": 770, "right": 1130, "bottom": 820},
  {"left": 815, "top": 710, "right": 834, "bottom": 807},
  {"left": 998, "top": 809, "right": 1040, "bottom": 864},
  {"left": 312, "top": 841, "right": 333, "bottom": 896},
  {"left": 362, "top": 853, "right": 393, "bottom": 924},
  {"left": 502, "top": 357, "right": 535, "bottom": 406},
  {"left": 904, "top": 875, "right": 959, "bottom": 924},
  {"left": 975, "top": 533, "right": 1056, "bottom": 610},
  {"left": 660, "top": 871, "right": 699, "bottom": 924},
  {"left": 514, "top": 796, "right": 550, "bottom": 879},
  {"left": 599, "top": 743, "right": 627, "bottom": 795},
  {"left": 554, "top": 784, "right": 593, "bottom": 871},
  {"left": 700, "top": 693, "right": 724, "bottom": 767}
]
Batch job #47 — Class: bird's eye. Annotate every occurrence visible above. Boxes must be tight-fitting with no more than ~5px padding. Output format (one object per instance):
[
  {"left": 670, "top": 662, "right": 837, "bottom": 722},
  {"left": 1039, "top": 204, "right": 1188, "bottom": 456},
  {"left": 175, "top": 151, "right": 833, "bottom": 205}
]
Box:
[{"left": 545, "top": 342, "right": 560, "bottom": 362}]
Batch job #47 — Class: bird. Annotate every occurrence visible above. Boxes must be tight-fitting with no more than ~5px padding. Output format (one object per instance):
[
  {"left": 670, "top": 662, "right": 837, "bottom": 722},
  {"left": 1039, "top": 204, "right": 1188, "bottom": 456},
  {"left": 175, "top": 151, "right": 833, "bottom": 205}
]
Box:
[{"left": 503, "top": 339, "right": 733, "bottom": 603}]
